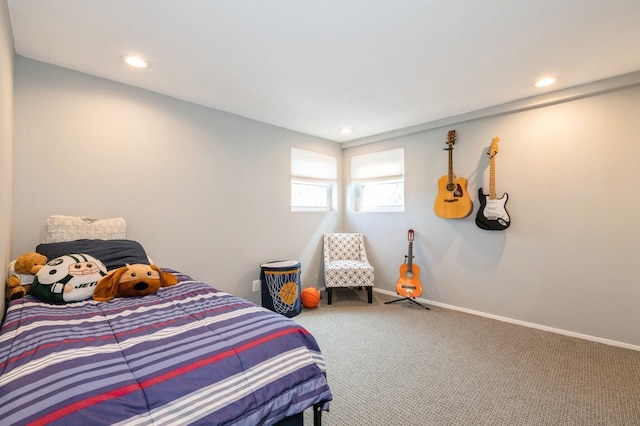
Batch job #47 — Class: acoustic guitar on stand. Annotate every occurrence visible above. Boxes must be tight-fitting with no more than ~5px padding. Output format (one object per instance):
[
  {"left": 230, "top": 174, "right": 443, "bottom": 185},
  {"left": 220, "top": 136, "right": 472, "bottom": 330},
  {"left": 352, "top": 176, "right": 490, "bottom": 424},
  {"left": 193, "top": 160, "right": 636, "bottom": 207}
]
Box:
[
  {"left": 475, "top": 137, "right": 510, "bottom": 230},
  {"left": 434, "top": 130, "right": 473, "bottom": 219},
  {"left": 395, "top": 229, "right": 423, "bottom": 298}
]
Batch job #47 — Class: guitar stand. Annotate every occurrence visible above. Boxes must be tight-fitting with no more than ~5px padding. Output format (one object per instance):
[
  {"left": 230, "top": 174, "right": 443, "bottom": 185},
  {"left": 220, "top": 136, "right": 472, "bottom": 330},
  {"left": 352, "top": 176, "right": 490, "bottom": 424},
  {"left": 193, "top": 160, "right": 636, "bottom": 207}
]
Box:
[{"left": 385, "top": 296, "right": 430, "bottom": 310}]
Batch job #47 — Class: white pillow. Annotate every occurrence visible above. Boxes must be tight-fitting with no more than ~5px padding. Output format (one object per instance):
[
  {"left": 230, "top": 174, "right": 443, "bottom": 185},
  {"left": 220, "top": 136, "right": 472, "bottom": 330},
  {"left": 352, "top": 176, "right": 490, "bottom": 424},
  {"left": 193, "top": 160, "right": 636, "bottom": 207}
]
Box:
[{"left": 43, "top": 215, "right": 127, "bottom": 243}]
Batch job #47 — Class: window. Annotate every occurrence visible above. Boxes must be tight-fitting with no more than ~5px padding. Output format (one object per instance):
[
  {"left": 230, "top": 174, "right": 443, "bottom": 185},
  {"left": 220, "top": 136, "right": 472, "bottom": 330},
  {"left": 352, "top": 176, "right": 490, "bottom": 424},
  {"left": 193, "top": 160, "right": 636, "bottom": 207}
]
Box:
[
  {"left": 291, "top": 148, "right": 337, "bottom": 212},
  {"left": 351, "top": 148, "right": 404, "bottom": 212}
]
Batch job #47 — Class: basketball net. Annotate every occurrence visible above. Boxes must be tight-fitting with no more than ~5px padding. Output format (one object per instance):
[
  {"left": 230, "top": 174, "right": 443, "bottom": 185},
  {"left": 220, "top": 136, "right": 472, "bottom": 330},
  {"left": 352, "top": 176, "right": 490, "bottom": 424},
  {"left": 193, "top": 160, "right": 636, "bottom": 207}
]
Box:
[{"left": 264, "top": 268, "right": 300, "bottom": 314}]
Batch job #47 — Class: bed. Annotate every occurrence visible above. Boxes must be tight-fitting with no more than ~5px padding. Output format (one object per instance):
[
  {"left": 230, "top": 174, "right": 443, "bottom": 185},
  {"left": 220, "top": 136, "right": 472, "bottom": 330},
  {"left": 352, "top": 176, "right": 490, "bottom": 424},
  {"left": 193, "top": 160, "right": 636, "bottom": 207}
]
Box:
[{"left": 1, "top": 217, "right": 332, "bottom": 425}]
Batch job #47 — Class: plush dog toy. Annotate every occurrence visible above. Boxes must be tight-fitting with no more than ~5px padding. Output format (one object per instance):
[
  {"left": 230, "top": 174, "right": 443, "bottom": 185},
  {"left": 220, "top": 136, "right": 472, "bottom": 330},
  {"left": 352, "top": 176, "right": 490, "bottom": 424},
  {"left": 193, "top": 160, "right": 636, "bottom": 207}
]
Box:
[
  {"left": 93, "top": 264, "right": 178, "bottom": 301},
  {"left": 6, "top": 252, "right": 48, "bottom": 301}
]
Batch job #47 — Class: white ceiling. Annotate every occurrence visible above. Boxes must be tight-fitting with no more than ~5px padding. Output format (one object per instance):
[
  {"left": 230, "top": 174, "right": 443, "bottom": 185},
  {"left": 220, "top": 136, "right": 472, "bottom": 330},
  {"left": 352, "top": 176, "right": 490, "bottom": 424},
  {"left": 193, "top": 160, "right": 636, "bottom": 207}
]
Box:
[{"left": 7, "top": 0, "right": 640, "bottom": 143}]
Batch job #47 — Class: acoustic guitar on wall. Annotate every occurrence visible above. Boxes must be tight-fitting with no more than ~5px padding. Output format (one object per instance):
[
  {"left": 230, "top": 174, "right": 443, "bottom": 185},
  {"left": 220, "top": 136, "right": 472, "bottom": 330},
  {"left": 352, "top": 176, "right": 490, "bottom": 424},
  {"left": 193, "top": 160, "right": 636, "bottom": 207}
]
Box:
[
  {"left": 395, "top": 229, "right": 422, "bottom": 298},
  {"left": 476, "top": 137, "right": 510, "bottom": 230},
  {"left": 434, "top": 130, "right": 473, "bottom": 219}
]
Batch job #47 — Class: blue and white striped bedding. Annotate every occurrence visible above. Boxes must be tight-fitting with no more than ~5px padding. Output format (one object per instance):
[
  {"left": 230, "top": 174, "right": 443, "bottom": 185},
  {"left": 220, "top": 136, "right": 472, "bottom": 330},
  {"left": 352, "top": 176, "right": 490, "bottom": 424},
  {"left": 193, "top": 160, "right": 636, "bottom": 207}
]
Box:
[{"left": 0, "top": 270, "right": 332, "bottom": 425}]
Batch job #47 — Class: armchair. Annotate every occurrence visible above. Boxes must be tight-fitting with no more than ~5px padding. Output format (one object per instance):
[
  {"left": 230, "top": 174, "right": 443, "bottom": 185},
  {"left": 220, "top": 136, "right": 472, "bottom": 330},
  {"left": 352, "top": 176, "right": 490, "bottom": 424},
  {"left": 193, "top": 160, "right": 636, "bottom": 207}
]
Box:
[{"left": 323, "top": 233, "right": 374, "bottom": 304}]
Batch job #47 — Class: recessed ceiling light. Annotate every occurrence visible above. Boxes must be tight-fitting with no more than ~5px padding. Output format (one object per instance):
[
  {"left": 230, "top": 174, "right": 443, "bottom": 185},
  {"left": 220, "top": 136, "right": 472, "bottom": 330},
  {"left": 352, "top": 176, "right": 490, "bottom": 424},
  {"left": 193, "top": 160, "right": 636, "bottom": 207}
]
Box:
[
  {"left": 123, "top": 55, "right": 150, "bottom": 69},
  {"left": 340, "top": 127, "right": 353, "bottom": 135},
  {"left": 533, "top": 77, "right": 557, "bottom": 88}
]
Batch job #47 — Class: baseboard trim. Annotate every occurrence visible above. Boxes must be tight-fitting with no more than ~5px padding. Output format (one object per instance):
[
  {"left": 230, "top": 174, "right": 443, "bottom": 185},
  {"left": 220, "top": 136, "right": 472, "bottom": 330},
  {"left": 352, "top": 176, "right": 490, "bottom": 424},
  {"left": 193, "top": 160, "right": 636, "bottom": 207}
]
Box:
[{"left": 374, "top": 288, "right": 640, "bottom": 352}]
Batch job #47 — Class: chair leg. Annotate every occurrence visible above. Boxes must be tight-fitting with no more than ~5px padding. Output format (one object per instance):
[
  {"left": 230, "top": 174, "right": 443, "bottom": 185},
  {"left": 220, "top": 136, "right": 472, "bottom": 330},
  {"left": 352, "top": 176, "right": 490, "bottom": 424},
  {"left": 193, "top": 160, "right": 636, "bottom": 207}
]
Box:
[
  {"left": 367, "top": 287, "right": 372, "bottom": 303},
  {"left": 327, "top": 288, "right": 332, "bottom": 305}
]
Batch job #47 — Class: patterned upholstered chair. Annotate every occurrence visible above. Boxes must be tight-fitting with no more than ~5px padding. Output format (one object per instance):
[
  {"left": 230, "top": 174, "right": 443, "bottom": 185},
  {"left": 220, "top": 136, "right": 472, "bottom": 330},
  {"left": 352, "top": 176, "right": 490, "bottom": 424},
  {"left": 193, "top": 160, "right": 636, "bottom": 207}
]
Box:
[{"left": 323, "top": 233, "right": 374, "bottom": 304}]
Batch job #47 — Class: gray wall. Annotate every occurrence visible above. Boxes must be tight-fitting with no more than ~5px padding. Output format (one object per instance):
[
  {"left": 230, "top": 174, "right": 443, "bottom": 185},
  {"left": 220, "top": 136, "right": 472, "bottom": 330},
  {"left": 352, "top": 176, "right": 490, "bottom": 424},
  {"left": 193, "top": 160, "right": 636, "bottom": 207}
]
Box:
[
  {"left": 11, "top": 57, "right": 341, "bottom": 303},
  {"left": 9, "top": 54, "right": 640, "bottom": 349},
  {"left": 0, "top": 0, "right": 14, "bottom": 320},
  {"left": 344, "top": 84, "right": 640, "bottom": 348}
]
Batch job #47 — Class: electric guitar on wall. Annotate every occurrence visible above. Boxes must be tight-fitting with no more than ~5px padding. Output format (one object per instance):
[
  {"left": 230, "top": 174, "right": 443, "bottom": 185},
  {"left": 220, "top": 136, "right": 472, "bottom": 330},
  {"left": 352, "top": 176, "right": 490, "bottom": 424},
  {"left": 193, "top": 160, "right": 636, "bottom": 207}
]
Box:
[
  {"left": 395, "top": 229, "right": 423, "bottom": 298},
  {"left": 475, "top": 137, "right": 510, "bottom": 230},
  {"left": 434, "top": 130, "right": 473, "bottom": 219}
]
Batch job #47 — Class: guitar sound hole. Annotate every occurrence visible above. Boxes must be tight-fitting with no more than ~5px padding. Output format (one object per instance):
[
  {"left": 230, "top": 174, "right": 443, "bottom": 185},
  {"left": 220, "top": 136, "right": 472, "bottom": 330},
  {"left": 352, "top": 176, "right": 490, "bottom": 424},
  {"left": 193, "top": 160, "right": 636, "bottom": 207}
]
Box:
[
  {"left": 406, "top": 272, "right": 414, "bottom": 279},
  {"left": 446, "top": 183, "right": 456, "bottom": 192}
]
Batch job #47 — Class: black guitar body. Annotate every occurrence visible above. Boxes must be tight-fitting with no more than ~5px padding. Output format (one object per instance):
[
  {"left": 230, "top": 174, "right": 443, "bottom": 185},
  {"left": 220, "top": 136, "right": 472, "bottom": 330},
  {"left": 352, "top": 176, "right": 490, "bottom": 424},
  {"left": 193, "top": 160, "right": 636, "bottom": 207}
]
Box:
[{"left": 475, "top": 188, "right": 510, "bottom": 231}]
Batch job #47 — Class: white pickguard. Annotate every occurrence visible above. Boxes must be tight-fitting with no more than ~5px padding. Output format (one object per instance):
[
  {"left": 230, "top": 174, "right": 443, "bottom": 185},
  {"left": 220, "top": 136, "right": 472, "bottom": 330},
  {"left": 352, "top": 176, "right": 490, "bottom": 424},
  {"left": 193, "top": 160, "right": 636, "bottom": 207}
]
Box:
[{"left": 482, "top": 194, "right": 510, "bottom": 223}]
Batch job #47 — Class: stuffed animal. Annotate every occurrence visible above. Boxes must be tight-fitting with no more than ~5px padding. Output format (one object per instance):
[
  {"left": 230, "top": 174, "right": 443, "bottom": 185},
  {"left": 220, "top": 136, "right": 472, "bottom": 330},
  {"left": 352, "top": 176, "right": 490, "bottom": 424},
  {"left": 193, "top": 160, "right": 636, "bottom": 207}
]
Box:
[
  {"left": 6, "top": 252, "right": 48, "bottom": 301},
  {"left": 32, "top": 254, "right": 107, "bottom": 304},
  {"left": 93, "top": 264, "right": 178, "bottom": 302}
]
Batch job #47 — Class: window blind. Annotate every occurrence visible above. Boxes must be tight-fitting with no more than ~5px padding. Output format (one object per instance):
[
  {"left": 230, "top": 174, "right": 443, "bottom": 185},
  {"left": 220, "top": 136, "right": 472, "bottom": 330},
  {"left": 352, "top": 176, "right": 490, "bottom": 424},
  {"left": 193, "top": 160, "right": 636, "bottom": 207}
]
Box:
[
  {"left": 351, "top": 148, "right": 404, "bottom": 182},
  {"left": 291, "top": 148, "right": 337, "bottom": 181}
]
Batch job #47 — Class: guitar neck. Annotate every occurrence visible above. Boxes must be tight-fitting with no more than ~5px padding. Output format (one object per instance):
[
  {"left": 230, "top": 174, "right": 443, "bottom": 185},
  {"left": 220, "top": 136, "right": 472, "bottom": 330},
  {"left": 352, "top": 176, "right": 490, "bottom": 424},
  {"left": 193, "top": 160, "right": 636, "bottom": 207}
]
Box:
[
  {"left": 407, "top": 242, "right": 413, "bottom": 273},
  {"left": 487, "top": 137, "right": 500, "bottom": 200},
  {"left": 448, "top": 146, "right": 454, "bottom": 183},
  {"left": 489, "top": 155, "right": 496, "bottom": 199},
  {"left": 446, "top": 130, "right": 456, "bottom": 184}
]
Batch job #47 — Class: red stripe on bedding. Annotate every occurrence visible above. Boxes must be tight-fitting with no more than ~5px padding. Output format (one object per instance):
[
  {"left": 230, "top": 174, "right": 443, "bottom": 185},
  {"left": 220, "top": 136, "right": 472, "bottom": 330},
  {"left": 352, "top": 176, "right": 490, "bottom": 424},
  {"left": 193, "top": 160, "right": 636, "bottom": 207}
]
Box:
[{"left": 27, "top": 327, "right": 310, "bottom": 426}]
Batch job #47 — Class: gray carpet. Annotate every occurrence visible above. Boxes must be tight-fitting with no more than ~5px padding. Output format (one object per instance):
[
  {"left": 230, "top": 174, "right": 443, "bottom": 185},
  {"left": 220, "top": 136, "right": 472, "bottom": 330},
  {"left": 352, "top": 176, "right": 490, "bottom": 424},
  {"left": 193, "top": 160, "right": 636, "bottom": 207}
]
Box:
[{"left": 294, "top": 288, "right": 640, "bottom": 425}]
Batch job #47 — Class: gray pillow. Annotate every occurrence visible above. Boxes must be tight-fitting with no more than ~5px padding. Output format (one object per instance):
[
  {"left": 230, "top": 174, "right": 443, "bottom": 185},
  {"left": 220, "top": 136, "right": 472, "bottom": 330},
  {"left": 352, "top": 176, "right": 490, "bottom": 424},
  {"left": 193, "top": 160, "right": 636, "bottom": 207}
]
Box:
[{"left": 36, "top": 239, "right": 150, "bottom": 271}]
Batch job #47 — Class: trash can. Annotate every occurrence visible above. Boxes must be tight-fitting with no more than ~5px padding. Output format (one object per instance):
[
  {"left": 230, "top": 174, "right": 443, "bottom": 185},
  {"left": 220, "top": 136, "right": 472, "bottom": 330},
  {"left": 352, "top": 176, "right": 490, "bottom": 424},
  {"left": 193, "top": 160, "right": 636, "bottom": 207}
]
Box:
[{"left": 260, "top": 260, "right": 302, "bottom": 318}]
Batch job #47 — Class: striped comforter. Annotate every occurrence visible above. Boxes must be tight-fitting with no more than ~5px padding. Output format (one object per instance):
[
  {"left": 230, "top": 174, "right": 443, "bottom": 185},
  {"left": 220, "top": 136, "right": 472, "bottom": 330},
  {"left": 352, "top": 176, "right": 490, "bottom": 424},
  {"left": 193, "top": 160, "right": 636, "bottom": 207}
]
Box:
[{"left": 0, "top": 271, "right": 332, "bottom": 425}]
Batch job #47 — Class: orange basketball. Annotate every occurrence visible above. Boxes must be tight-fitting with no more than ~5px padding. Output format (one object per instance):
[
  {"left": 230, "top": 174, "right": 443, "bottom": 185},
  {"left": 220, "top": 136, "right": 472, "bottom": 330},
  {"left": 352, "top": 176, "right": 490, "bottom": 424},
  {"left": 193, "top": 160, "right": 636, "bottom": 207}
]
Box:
[{"left": 301, "top": 287, "right": 320, "bottom": 308}]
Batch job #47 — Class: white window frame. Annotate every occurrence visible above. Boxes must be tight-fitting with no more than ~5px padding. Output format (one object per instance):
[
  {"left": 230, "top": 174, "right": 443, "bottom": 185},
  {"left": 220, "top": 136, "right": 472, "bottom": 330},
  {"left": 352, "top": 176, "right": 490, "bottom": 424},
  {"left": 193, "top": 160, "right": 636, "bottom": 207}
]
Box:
[
  {"left": 351, "top": 148, "right": 404, "bottom": 212},
  {"left": 291, "top": 148, "right": 337, "bottom": 212}
]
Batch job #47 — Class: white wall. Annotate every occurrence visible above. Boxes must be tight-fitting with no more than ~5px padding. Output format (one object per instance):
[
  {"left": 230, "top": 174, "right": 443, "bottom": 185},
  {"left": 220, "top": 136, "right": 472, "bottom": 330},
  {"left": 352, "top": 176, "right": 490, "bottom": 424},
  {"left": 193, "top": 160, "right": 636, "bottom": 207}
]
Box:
[
  {"left": 0, "top": 0, "right": 14, "bottom": 319},
  {"left": 345, "top": 84, "right": 640, "bottom": 348},
  {"left": 12, "top": 57, "right": 342, "bottom": 303}
]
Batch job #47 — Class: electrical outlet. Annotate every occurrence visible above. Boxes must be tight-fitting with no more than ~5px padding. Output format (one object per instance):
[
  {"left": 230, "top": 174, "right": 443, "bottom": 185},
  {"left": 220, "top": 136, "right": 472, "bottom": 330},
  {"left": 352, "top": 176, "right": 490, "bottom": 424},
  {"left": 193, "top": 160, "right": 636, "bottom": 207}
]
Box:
[{"left": 252, "top": 280, "right": 261, "bottom": 292}]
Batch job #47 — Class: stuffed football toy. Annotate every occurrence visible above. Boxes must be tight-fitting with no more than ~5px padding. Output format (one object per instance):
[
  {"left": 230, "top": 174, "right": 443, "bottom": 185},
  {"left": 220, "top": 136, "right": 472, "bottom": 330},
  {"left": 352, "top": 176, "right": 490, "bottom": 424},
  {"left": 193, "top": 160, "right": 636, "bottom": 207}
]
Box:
[
  {"left": 31, "top": 254, "right": 107, "bottom": 304},
  {"left": 6, "top": 252, "right": 48, "bottom": 301},
  {"left": 93, "top": 264, "right": 178, "bottom": 302}
]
